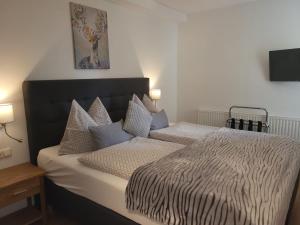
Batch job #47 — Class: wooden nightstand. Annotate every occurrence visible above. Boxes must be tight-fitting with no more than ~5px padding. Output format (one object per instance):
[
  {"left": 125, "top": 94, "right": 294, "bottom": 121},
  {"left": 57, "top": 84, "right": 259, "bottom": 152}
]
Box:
[{"left": 0, "top": 163, "right": 46, "bottom": 225}]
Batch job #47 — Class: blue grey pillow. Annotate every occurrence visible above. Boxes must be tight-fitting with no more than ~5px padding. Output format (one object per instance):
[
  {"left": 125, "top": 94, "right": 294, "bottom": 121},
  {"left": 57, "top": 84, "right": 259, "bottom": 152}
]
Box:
[
  {"left": 89, "top": 120, "right": 133, "bottom": 149},
  {"left": 151, "top": 110, "right": 169, "bottom": 130}
]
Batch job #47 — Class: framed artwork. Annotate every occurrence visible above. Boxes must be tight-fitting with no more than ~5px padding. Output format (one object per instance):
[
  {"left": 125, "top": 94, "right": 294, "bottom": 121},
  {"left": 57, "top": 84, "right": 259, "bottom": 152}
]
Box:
[{"left": 70, "top": 2, "right": 110, "bottom": 69}]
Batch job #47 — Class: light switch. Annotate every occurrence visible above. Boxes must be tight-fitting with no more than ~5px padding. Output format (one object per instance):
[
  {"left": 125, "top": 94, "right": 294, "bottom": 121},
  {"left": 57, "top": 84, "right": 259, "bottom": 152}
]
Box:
[{"left": 0, "top": 147, "right": 12, "bottom": 159}]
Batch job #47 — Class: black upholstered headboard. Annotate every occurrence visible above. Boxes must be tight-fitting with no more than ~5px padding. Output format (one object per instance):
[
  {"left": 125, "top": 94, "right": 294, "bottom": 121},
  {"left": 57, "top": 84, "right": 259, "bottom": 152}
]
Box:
[{"left": 23, "top": 78, "right": 149, "bottom": 164}]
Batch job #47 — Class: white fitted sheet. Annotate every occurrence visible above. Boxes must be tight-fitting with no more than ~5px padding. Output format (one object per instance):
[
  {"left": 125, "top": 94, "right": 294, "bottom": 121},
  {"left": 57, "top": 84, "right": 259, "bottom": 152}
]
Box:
[
  {"left": 150, "top": 122, "right": 219, "bottom": 145},
  {"left": 38, "top": 146, "right": 161, "bottom": 225}
]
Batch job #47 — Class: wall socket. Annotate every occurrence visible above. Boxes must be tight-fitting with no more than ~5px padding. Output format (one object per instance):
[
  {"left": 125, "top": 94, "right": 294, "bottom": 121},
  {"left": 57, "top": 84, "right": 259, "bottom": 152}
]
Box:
[{"left": 0, "top": 147, "right": 12, "bottom": 159}]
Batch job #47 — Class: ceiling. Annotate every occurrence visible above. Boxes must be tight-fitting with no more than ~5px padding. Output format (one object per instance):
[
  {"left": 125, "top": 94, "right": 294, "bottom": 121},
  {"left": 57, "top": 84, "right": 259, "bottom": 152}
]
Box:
[{"left": 155, "top": 0, "right": 257, "bottom": 14}]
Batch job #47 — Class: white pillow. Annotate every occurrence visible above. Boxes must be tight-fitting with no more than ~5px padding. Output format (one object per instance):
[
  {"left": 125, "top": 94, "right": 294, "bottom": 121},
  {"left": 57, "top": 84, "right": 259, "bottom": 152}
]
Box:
[
  {"left": 59, "top": 98, "right": 112, "bottom": 155},
  {"left": 60, "top": 100, "right": 98, "bottom": 155},
  {"left": 88, "top": 97, "right": 112, "bottom": 126},
  {"left": 123, "top": 101, "right": 152, "bottom": 137},
  {"left": 142, "top": 94, "right": 159, "bottom": 113}
]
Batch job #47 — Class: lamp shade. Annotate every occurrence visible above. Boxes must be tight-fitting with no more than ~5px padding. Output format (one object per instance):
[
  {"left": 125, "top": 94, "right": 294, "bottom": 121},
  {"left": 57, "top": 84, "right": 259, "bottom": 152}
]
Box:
[
  {"left": 0, "top": 104, "right": 14, "bottom": 124},
  {"left": 150, "top": 89, "right": 161, "bottom": 100}
]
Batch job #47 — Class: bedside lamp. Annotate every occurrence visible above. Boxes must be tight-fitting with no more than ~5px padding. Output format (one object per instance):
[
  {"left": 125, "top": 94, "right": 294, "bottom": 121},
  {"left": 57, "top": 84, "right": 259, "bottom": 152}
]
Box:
[
  {"left": 150, "top": 89, "right": 161, "bottom": 107},
  {"left": 0, "top": 104, "right": 23, "bottom": 142}
]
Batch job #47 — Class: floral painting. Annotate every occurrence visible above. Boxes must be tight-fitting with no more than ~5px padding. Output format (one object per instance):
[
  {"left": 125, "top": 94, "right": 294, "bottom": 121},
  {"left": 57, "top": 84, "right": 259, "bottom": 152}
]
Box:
[{"left": 70, "top": 2, "right": 110, "bottom": 69}]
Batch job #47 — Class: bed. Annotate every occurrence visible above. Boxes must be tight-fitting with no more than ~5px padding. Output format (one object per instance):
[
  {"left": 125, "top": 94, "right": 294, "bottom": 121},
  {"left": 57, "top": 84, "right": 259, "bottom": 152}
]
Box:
[
  {"left": 23, "top": 78, "right": 152, "bottom": 225},
  {"left": 37, "top": 137, "right": 183, "bottom": 225},
  {"left": 23, "top": 78, "right": 300, "bottom": 225}
]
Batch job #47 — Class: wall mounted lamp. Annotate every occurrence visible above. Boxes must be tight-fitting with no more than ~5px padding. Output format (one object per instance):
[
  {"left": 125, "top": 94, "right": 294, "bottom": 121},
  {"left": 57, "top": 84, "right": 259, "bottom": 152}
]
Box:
[
  {"left": 0, "top": 104, "right": 23, "bottom": 143},
  {"left": 150, "top": 89, "right": 161, "bottom": 107}
]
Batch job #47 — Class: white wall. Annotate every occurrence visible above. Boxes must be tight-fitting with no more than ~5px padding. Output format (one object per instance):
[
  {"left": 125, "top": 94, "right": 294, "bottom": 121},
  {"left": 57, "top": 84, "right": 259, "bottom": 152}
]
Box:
[
  {"left": 0, "top": 0, "right": 178, "bottom": 216},
  {"left": 178, "top": 0, "right": 300, "bottom": 122}
]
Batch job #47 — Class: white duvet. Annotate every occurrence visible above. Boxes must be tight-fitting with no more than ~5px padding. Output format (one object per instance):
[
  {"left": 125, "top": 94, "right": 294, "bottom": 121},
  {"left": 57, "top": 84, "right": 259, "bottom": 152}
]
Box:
[
  {"left": 79, "top": 137, "right": 184, "bottom": 179},
  {"left": 150, "top": 122, "right": 219, "bottom": 145}
]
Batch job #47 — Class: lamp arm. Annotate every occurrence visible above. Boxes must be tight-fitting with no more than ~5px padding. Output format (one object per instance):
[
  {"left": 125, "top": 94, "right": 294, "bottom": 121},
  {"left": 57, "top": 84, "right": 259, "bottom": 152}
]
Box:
[{"left": 1, "top": 124, "right": 23, "bottom": 143}]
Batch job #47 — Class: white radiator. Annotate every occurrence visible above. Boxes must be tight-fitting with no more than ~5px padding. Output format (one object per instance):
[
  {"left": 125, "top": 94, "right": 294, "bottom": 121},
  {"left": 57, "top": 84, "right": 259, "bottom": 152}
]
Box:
[{"left": 198, "top": 110, "right": 300, "bottom": 140}]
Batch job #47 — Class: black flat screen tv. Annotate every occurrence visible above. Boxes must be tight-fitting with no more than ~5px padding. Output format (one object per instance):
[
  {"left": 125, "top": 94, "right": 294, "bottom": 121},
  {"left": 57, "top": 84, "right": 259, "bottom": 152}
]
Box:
[{"left": 269, "top": 48, "right": 300, "bottom": 81}]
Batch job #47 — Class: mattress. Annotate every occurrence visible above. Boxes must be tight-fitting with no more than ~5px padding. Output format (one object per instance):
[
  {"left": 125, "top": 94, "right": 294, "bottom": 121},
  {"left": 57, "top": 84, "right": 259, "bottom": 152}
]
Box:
[
  {"left": 79, "top": 137, "right": 184, "bottom": 179},
  {"left": 38, "top": 140, "right": 181, "bottom": 225},
  {"left": 150, "top": 122, "right": 219, "bottom": 145}
]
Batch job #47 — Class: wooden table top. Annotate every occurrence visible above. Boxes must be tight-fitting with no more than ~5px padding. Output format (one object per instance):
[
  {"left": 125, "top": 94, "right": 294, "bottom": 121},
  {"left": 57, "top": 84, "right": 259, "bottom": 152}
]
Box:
[{"left": 0, "top": 163, "right": 45, "bottom": 189}]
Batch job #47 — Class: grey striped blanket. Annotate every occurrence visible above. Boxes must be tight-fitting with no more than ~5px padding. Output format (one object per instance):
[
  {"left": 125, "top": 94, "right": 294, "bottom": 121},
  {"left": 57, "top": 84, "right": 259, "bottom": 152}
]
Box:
[{"left": 126, "top": 128, "right": 300, "bottom": 225}]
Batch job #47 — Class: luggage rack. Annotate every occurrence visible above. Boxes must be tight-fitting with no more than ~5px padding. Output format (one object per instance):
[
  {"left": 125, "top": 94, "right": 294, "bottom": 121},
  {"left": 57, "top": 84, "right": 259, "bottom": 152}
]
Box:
[{"left": 226, "top": 106, "right": 270, "bottom": 133}]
